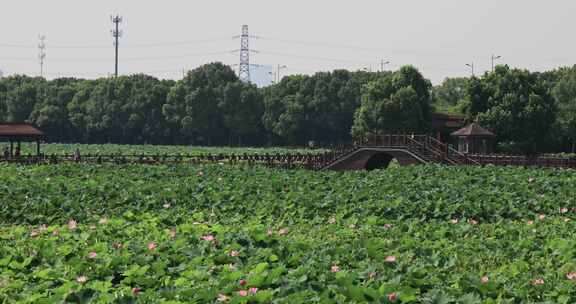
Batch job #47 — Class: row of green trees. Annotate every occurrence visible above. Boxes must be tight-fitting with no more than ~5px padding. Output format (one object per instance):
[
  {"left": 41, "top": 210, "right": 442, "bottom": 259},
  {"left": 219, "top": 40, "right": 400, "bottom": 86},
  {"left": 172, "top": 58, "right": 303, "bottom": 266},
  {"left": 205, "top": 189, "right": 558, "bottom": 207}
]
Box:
[
  {"left": 434, "top": 66, "right": 576, "bottom": 153},
  {"left": 0, "top": 62, "right": 575, "bottom": 152}
]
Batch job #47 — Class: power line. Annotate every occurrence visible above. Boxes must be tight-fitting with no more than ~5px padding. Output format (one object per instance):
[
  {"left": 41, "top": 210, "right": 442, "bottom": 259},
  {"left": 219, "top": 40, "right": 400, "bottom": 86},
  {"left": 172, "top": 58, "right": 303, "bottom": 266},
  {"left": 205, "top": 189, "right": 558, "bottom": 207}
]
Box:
[
  {"left": 0, "top": 37, "right": 233, "bottom": 50},
  {"left": 258, "top": 50, "right": 374, "bottom": 65},
  {"left": 0, "top": 51, "right": 234, "bottom": 63}
]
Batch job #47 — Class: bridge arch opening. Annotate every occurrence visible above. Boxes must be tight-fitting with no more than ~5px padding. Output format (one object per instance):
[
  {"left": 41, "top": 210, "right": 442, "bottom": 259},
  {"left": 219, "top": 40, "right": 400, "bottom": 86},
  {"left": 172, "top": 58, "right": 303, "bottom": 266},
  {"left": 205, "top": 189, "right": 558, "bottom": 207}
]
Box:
[{"left": 365, "top": 152, "right": 395, "bottom": 171}]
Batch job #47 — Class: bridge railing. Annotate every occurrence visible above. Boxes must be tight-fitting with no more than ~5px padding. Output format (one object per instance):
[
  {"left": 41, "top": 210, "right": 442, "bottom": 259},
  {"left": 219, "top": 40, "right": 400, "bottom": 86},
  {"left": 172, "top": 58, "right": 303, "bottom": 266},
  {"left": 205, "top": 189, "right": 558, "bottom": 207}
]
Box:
[
  {"left": 469, "top": 154, "right": 576, "bottom": 168},
  {"left": 356, "top": 134, "right": 478, "bottom": 165}
]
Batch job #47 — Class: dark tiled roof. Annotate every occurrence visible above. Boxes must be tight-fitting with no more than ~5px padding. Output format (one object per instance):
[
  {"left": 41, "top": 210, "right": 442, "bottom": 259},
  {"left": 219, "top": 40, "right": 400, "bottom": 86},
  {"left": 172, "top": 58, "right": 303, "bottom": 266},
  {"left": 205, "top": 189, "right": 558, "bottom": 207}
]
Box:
[
  {"left": 451, "top": 122, "right": 495, "bottom": 137},
  {"left": 430, "top": 113, "right": 466, "bottom": 129},
  {"left": 0, "top": 123, "right": 44, "bottom": 137}
]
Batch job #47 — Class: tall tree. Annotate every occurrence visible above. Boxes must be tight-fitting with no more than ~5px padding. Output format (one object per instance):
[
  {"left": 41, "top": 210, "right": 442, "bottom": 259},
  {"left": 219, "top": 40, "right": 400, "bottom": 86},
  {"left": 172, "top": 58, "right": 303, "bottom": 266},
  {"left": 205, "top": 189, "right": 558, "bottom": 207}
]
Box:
[
  {"left": 432, "top": 77, "right": 469, "bottom": 112},
  {"left": 467, "top": 65, "right": 556, "bottom": 154},
  {"left": 351, "top": 66, "right": 431, "bottom": 138},
  {"left": 552, "top": 68, "right": 576, "bottom": 152},
  {"left": 163, "top": 62, "right": 242, "bottom": 145}
]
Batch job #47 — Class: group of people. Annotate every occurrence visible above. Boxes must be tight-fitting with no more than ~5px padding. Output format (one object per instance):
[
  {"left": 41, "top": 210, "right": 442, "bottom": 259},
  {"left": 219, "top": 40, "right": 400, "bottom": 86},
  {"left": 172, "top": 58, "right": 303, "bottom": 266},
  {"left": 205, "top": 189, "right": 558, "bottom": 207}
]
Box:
[
  {"left": 2, "top": 146, "right": 82, "bottom": 161},
  {"left": 3, "top": 146, "right": 20, "bottom": 160}
]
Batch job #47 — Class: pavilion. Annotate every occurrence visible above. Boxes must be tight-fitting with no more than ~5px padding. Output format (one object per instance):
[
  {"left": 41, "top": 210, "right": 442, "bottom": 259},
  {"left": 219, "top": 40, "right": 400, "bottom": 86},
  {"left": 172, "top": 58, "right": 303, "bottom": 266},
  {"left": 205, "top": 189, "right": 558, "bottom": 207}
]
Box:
[
  {"left": 451, "top": 122, "right": 495, "bottom": 154},
  {"left": 0, "top": 123, "right": 44, "bottom": 157}
]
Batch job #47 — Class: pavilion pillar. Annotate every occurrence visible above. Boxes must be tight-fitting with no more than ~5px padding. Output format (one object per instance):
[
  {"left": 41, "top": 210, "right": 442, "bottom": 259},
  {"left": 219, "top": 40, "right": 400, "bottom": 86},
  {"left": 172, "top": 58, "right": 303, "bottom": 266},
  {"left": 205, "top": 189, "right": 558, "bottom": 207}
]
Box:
[{"left": 36, "top": 139, "right": 40, "bottom": 156}]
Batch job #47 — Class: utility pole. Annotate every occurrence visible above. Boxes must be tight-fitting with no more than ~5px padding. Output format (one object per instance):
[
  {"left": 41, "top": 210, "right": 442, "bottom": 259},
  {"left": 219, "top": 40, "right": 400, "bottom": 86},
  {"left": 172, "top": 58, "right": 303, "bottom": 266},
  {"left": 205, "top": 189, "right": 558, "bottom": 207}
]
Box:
[
  {"left": 277, "top": 64, "right": 287, "bottom": 83},
  {"left": 110, "top": 14, "right": 123, "bottom": 77},
  {"left": 38, "top": 35, "right": 46, "bottom": 77},
  {"left": 491, "top": 54, "right": 501, "bottom": 72},
  {"left": 380, "top": 59, "right": 390, "bottom": 72},
  {"left": 465, "top": 62, "right": 474, "bottom": 76}
]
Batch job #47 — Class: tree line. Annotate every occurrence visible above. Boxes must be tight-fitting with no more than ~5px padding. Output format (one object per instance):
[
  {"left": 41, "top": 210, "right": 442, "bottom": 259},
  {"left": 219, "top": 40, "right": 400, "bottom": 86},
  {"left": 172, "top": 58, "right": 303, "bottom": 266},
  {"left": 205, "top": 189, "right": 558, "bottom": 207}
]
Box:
[{"left": 0, "top": 62, "right": 575, "bottom": 153}]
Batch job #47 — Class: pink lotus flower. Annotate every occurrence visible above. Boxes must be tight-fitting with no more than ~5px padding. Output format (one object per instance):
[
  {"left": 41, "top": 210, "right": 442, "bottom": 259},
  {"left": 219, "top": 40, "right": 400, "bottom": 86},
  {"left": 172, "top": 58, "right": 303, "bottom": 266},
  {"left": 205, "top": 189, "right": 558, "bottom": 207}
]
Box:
[
  {"left": 383, "top": 223, "right": 393, "bottom": 229},
  {"left": 229, "top": 250, "right": 240, "bottom": 257},
  {"left": 538, "top": 214, "right": 546, "bottom": 220},
  {"left": 527, "top": 220, "right": 534, "bottom": 225},
  {"left": 52, "top": 229, "right": 60, "bottom": 236},
  {"left": 217, "top": 293, "right": 230, "bottom": 302},
  {"left": 566, "top": 272, "right": 576, "bottom": 280},
  {"left": 132, "top": 287, "right": 141, "bottom": 296},
  {"left": 238, "top": 290, "right": 248, "bottom": 297},
  {"left": 239, "top": 279, "right": 247, "bottom": 286},
  {"left": 76, "top": 275, "right": 88, "bottom": 284},
  {"left": 560, "top": 208, "right": 569, "bottom": 214},
  {"left": 387, "top": 292, "right": 397, "bottom": 302},
  {"left": 68, "top": 219, "right": 77, "bottom": 230},
  {"left": 248, "top": 287, "right": 258, "bottom": 294},
  {"left": 331, "top": 265, "right": 340, "bottom": 273},
  {"left": 531, "top": 278, "right": 544, "bottom": 286},
  {"left": 481, "top": 276, "right": 489, "bottom": 284},
  {"left": 147, "top": 242, "right": 157, "bottom": 250},
  {"left": 450, "top": 219, "right": 459, "bottom": 224},
  {"left": 278, "top": 228, "right": 288, "bottom": 235},
  {"left": 88, "top": 251, "right": 97, "bottom": 259},
  {"left": 201, "top": 235, "right": 215, "bottom": 241},
  {"left": 385, "top": 255, "right": 397, "bottom": 263},
  {"left": 30, "top": 230, "right": 39, "bottom": 237},
  {"left": 98, "top": 217, "right": 108, "bottom": 225}
]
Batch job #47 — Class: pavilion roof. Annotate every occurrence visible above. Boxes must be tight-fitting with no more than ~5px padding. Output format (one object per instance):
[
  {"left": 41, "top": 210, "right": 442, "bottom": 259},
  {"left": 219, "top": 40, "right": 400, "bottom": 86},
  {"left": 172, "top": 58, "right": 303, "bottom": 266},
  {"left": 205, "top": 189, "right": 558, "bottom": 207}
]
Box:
[
  {"left": 451, "top": 122, "right": 495, "bottom": 137},
  {"left": 0, "top": 123, "right": 44, "bottom": 138}
]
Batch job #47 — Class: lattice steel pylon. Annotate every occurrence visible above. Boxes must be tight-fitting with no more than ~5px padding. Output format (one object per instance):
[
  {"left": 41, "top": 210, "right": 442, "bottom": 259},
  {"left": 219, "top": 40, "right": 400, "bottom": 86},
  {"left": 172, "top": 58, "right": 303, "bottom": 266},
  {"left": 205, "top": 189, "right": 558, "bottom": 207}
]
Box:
[{"left": 238, "top": 25, "right": 250, "bottom": 83}]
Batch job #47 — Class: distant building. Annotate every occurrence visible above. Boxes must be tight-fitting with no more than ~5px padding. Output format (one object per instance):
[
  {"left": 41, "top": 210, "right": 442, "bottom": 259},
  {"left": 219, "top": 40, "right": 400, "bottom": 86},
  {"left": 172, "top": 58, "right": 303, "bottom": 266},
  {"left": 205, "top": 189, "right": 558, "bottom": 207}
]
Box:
[{"left": 430, "top": 113, "right": 466, "bottom": 142}]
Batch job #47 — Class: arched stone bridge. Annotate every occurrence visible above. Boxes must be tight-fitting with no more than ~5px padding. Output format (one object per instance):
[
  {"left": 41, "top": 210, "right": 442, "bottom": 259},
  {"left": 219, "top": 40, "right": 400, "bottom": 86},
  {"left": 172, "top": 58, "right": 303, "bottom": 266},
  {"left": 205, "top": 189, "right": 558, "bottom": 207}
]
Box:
[
  {"left": 322, "top": 135, "right": 477, "bottom": 171},
  {"left": 325, "top": 147, "right": 428, "bottom": 170}
]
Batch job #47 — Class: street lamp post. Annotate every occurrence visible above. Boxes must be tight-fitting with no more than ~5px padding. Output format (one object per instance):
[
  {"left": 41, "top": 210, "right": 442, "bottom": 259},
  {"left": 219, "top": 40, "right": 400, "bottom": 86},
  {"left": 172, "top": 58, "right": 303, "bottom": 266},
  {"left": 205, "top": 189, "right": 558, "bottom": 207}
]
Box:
[
  {"left": 491, "top": 54, "right": 502, "bottom": 72},
  {"left": 380, "top": 59, "right": 390, "bottom": 72},
  {"left": 277, "top": 65, "right": 287, "bottom": 83},
  {"left": 465, "top": 62, "right": 474, "bottom": 76}
]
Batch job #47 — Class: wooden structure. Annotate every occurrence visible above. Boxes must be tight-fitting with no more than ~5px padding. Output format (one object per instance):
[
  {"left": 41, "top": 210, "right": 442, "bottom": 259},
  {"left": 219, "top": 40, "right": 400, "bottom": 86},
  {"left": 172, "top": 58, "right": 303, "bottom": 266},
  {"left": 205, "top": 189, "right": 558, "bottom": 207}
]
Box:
[
  {"left": 430, "top": 113, "right": 466, "bottom": 142},
  {"left": 0, "top": 123, "right": 43, "bottom": 157},
  {"left": 0, "top": 138, "right": 574, "bottom": 170},
  {"left": 451, "top": 122, "right": 495, "bottom": 154}
]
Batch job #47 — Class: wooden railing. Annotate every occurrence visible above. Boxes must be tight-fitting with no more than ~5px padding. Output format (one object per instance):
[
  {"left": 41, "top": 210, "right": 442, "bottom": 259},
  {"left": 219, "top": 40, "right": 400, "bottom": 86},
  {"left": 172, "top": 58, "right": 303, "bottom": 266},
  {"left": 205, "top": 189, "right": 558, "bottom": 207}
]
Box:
[
  {"left": 1, "top": 138, "right": 574, "bottom": 170},
  {"left": 356, "top": 134, "right": 479, "bottom": 165},
  {"left": 469, "top": 154, "right": 576, "bottom": 169}
]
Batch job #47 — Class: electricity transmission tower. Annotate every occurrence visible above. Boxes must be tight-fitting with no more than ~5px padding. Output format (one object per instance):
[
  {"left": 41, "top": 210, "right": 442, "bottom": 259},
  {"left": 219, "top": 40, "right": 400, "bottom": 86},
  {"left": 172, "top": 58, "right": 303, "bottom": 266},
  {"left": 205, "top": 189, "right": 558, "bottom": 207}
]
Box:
[
  {"left": 38, "top": 36, "right": 46, "bottom": 77},
  {"left": 110, "top": 14, "right": 123, "bottom": 77},
  {"left": 238, "top": 25, "right": 250, "bottom": 83}
]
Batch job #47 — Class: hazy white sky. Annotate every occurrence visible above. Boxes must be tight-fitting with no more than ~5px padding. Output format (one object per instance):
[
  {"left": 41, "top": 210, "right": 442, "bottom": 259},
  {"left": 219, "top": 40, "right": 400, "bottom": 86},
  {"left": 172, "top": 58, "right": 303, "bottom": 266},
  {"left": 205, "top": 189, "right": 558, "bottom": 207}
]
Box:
[{"left": 1, "top": 0, "right": 575, "bottom": 84}]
